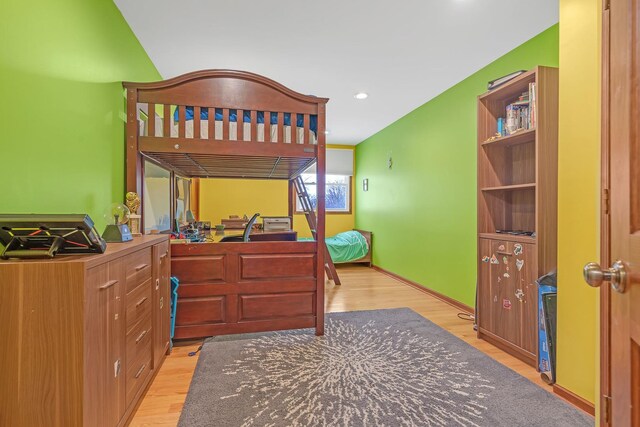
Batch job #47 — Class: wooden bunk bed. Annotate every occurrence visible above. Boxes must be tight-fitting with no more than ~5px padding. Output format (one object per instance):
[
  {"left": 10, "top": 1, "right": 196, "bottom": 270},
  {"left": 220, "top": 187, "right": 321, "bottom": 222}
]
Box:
[{"left": 123, "top": 70, "right": 329, "bottom": 337}]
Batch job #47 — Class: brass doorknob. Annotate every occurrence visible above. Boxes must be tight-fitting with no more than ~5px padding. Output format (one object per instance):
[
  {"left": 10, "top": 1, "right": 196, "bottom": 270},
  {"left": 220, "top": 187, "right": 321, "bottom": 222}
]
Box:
[{"left": 583, "top": 260, "right": 627, "bottom": 293}]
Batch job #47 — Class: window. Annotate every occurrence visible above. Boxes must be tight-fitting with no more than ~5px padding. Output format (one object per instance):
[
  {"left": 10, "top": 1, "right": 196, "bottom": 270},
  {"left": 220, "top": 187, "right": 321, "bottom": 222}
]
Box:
[{"left": 296, "top": 174, "right": 351, "bottom": 213}]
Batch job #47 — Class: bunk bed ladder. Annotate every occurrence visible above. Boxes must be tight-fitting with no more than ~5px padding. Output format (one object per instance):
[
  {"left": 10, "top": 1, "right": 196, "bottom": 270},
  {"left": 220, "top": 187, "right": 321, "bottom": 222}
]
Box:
[{"left": 293, "top": 176, "right": 341, "bottom": 285}]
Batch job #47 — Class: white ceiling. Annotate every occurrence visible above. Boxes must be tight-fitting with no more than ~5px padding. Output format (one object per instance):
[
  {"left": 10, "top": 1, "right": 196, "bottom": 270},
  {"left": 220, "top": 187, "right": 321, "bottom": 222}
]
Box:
[{"left": 114, "top": 0, "right": 558, "bottom": 145}]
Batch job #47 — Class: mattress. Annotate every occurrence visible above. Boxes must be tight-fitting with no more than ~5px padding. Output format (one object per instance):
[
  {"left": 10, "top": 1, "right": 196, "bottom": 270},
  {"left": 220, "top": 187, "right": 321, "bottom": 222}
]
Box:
[
  {"left": 143, "top": 117, "right": 317, "bottom": 144},
  {"left": 300, "top": 231, "right": 369, "bottom": 263}
]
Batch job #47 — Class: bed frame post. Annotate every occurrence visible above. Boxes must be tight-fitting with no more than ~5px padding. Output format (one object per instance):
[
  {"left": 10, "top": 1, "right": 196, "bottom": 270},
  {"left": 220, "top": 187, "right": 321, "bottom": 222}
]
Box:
[
  {"left": 288, "top": 180, "right": 295, "bottom": 229},
  {"left": 125, "top": 87, "right": 142, "bottom": 202},
  {"left": 315, "top": 103, "right": 326, "bottom": 336},
  {"left": 192, "top": 178, "right": 201, "bottom": 219}
]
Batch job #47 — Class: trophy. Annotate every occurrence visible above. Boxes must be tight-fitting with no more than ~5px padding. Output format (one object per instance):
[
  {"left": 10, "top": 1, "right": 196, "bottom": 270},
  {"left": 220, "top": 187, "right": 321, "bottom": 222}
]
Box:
[{"left": 125, "top": 192, "right": 142, "bottom": 236}]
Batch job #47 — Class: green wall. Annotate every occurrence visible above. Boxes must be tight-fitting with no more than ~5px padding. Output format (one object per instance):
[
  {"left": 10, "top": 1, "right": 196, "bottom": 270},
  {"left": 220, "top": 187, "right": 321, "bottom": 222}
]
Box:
[
  {"left": 0, "top": 0, "right": 160, "bottom": 233},
  {"left": 355, "top": 25, "right": 559, "bottom": 307}
]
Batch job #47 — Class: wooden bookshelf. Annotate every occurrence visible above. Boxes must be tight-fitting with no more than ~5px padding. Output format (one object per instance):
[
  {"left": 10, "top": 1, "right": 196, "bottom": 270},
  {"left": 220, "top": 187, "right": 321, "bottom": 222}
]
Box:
[{"left": 476, "top": 66, "right": 558, "bottom": 368}]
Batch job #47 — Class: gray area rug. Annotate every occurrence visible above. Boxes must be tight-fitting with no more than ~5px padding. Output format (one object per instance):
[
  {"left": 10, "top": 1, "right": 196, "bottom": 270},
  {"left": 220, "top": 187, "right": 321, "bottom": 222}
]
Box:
[{"left": 178, "top": 308, "right": 592, "bottom": 427}]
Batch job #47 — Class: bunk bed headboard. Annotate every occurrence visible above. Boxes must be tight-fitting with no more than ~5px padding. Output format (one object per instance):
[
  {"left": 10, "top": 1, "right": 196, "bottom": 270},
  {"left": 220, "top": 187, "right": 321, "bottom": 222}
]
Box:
[{"left": 123, "top": 69, "right": 329, "bottom": 195}]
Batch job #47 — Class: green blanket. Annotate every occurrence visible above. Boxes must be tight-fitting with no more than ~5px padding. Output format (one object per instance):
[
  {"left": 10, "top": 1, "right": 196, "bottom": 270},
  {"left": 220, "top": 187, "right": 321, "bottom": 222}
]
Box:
[{"left": 300, "top": 230, "right": 369, "bottom": 263}]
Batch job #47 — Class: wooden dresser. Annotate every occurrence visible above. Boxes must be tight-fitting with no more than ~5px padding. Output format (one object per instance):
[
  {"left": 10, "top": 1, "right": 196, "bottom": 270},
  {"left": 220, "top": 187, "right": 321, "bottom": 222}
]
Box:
[{"left": 0, "top": 235, "right": 170, "bottom": 427}]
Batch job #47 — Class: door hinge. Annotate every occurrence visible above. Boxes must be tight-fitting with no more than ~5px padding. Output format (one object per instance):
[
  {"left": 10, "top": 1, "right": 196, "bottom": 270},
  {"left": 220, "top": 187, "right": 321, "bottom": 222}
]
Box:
[
  {"left": 603, "top": 188, "right": 610, "bottom": 215},
  {"left": 602, "top": 395, "right": 612, "bottom": 424},
  {"left": 604, "top": 0, "right": 610, "bottom": 10}
]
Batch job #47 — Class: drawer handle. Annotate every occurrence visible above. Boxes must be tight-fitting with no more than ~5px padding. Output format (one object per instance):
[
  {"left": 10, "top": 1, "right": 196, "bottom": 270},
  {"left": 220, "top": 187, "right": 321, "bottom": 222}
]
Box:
[
  {"left": 136, "top": 297, "right": 148, "bottom": 308},
  {"left": 496, "top": 251, "right": 512, "bottom": 256},
  {"left": 160, "top": 251, "right": 168, "bottom": 260},
  {"left": 99, "top": 279, "right": 118, "bottom": 290},
  {"left": 135, "top": 364, "right": 146, "bottom": 379},
  {"left": 135, "top": 263, "right": 148, "bottom": 272},
  {"left": 136, "top": 330, "right": 148, "bottom": 344},
  {"left": 114, "top": 359, "right": 121, "bottom": 378}
]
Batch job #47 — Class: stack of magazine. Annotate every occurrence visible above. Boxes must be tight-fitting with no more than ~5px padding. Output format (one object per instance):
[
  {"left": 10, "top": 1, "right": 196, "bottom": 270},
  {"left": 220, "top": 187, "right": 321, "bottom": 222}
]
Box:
[{"left": 487, "top": 70, "right": 526, "bottom": 91}]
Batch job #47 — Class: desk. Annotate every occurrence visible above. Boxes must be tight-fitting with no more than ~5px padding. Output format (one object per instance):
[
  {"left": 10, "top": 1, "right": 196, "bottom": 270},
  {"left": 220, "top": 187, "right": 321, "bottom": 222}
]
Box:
[
  {"left": 246, "top": 230, "right": 297, "bottom": 242},
  {"left": 170, "top": 238, "right": 317, "bottom": 339},
  {"left": 172, "top": 229, "right": 297, "bottom": 244}
]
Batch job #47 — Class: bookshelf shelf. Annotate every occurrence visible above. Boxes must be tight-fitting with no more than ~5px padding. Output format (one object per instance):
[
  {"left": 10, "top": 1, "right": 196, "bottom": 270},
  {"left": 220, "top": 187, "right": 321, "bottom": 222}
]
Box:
[
  {"left": 481, "top": 128, "right": 536, "bottom": 148},
  {"left": 476, "top": 66, "right": 558, "bottom": 368},
  {"left": 481, "top": 183, "right": 536, "bottom": 192},
  {"left": 478, "top": 232, "right": 536, "bottom": 244}
]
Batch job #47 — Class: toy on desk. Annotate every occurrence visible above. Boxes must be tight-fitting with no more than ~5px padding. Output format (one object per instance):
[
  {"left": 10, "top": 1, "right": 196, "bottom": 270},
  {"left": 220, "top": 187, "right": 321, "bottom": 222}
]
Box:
[
  {"left": 102, "top": 203, "right": 133, "bottom": 243},
  {"left": 171, "top": 210, "right": 206, "bottom": 242}
]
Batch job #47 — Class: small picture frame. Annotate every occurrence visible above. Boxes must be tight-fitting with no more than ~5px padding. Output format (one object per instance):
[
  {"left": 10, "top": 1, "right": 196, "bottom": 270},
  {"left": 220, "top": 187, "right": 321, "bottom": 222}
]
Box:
[{"left": 362, "top": 178, "right": 368, "bottom": 192}]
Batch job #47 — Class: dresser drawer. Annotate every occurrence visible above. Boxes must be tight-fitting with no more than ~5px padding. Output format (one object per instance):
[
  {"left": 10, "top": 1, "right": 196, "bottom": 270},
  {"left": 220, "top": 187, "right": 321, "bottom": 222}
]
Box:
[
  {"left": 125, "top": 344, "right": 152, "bottom": 406},
  {"left": 126, "top": 279, "right": 152, "bottom": 334},
  {"left": 125, "top": 247, "right": 152, "bottom": 294},
  {"left": 126, "top": 315, "right": 152, "bottom": 366}
]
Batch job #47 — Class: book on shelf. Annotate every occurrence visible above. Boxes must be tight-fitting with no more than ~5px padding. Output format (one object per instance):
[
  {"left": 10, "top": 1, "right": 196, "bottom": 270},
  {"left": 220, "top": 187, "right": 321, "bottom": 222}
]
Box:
[
  {"left": 496, "top": 83, "right": 537, "bottom": 136},
  {"left": 497, "top": 118, "right": 505, "bottom": 136},
  {"left": 529, "top": 82, "right": 537, "bottom": 128}
]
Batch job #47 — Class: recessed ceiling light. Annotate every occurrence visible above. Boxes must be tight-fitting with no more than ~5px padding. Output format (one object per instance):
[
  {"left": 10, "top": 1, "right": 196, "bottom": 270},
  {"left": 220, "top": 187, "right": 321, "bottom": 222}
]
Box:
[{"left": 354, "top": 92, "right": 369, "bottom": 100}]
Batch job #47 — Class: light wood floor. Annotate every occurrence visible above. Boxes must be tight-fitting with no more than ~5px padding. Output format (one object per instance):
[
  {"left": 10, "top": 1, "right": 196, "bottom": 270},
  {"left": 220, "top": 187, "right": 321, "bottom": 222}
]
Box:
[{"left": 130, "top": 265, "right": 552, "bottom": 426}]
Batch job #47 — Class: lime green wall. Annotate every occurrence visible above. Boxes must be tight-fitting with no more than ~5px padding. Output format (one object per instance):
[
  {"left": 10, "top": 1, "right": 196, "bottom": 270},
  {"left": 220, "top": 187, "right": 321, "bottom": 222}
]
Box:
[
  {"left": 355, "top": 25, "right": 559, "bottom": 307},
  {"left": 0, "top": 0, "right": 160, "bottom": 232}
]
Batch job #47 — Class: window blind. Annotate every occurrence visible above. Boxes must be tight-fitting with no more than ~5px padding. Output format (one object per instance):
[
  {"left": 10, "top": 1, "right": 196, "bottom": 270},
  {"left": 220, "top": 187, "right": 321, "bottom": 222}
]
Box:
[{"left": 305, "top": 148, "right": 354, "bottom": 176}]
